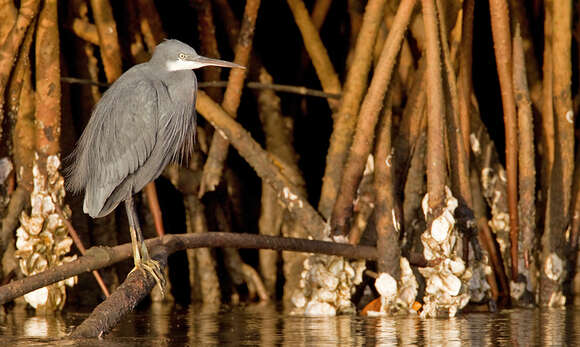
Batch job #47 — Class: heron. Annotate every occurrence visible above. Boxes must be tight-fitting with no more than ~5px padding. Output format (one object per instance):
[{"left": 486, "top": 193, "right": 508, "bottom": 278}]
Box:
[{"left": 66, "top": 39, "right": 244, "bottom": 295}]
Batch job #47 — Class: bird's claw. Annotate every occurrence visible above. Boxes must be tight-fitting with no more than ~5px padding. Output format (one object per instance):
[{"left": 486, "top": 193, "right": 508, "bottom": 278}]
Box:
[
  {"left": 131, "top": 258, "right": 167, "bottom": 297},
  {"left": 130, "top": 233, "right": 167, "bottom": 297}
]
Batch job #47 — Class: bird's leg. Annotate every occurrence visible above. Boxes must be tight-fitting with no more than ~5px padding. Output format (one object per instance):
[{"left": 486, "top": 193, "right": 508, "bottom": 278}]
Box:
[{"left": 125, "top": 196, "right": 166, "bottom": 296}]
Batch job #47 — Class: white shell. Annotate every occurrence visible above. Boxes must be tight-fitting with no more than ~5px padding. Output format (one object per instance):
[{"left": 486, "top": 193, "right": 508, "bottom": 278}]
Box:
[
  {"left": 64, "top": 275, "right": 77, "bottom": 288},
  {"left": 469, "top": 133, "right": 481, "bottom": 154},
  {"left": 448, "top": 258, "right": 466, "bottom": 276},
  {"left": 24, "top": 287, "right": 49, "bottom": 309},
  {"left": 375, "top": 273, "right": 397, "bottom": 299},
  {"left": 544, "top": 253, "right": 564, "bottom": 282},
  {"left": 430, "top": 211, "right": 453, "bottom": 242},
  {"left": 566, "top": 110, "right": 574, "bottom": 124},
  {"left": 426, "top": 274, "right": 443, "bottom": 295},
  {"left": 304, "top": 301, "right": 336, "bottom": 316},
  {"left": 442, "top": 274, "right": 462, "bottom": 296},
  {"left": 363, "top": 154, "right": 374, "bottom": 175},
  {"left": 292, "top": 292, "right": 307, "bottom": 308}
]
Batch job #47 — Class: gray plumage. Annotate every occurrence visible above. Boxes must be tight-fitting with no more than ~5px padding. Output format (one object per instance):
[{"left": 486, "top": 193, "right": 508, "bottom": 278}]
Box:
[{"left": 67, "top": 39, "right": 242, "bottom": 218}]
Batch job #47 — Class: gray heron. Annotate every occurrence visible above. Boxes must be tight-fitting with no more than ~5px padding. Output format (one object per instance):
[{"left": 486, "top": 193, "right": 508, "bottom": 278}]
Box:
[{"left": 66, "top": 39, "right": 244, "bottom": 295}]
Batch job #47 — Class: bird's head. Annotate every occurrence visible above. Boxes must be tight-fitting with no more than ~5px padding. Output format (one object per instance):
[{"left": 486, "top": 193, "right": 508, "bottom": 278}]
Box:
[{"left": 152, "top": 39, "right": 245, "bottom": 72}]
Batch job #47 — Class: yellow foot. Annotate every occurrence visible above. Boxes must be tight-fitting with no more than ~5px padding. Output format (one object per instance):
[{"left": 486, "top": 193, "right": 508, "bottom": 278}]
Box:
[
  {"left": 130, "top": 258, "right": 167, "bottom": 297},
  {"left": 128, "top": 224, "right": 167, "bottom": 297}
]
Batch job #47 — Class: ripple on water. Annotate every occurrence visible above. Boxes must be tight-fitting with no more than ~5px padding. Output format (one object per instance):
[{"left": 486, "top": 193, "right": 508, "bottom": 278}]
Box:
[{"left": 1, "top": 304, "right": 580, "bottom": 345}]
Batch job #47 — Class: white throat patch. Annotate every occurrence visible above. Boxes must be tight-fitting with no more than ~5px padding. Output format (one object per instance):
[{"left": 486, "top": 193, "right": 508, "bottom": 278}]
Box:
[{"left": 165, "top": 59, "right": 206, "bottom": 71}]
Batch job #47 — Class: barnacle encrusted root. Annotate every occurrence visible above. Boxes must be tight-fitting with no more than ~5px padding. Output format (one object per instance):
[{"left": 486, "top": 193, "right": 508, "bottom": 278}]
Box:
[
  {"left": 543, "top": 252, "right": 566, "bottom": 307},
  {"left": 367, "top": 257, "right": 419, "bottom": 316},
  {"left": 418, "top": 187, "right": 472, "bottom": 318},
  {"left": 291, "top": 236, "right": 366, "bottom": 316},
  {"left": 15, "top": 154, "right": 77, "bottom": 312}
]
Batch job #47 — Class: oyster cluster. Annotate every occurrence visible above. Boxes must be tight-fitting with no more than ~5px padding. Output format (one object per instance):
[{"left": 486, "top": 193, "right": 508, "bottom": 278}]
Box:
[
  {"left": 467, "top": 254, "right": 492, "bottom": 303},
  {"left": 371, "top": 257, "right": 418, "bottom": 315},
  {"left": 480, "top": 165, "right": 511, "bottom": 273},
  {"left": 471, "top": 132, "right": 511, "bottom": 275},
  {"left": 544, "top": 252, "right": 566, "bottom": 306},
  {"left": 418, "top": 187, "right": 471, "bottom": 318},
  {"left": 15, "top": 154, "right": 77, "bottom": 312},
  {"left": 292, "top": 243, "right": 366, "bottom": 316}
]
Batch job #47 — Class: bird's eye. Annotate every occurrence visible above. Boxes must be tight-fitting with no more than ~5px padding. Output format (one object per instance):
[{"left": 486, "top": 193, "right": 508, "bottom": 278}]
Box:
[{"left": 178, "top": 53, "right": 186, "bottom": 59}]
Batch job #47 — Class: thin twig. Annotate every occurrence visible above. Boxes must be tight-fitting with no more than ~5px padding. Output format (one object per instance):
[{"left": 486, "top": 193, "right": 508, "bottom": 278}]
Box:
[
  {"left": 60, "top": 77, "right": 342, "bottom": 98},
  {"left": 246, "top": 82, "right": 340, "bottom": 98}
]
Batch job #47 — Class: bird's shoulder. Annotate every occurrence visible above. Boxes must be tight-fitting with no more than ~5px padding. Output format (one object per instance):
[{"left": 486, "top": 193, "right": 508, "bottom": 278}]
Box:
[
  {"left": 104, "top": 65, "right": 157, "bottom": 97},
  {"left": 94, "top": 68, "right": 161, "bottom": 122}
]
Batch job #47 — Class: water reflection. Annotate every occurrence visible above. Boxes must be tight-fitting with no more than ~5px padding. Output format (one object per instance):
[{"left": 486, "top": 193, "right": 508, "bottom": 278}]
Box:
[{"left": 1, "top": 303, "right": 580, "bottom": 345}]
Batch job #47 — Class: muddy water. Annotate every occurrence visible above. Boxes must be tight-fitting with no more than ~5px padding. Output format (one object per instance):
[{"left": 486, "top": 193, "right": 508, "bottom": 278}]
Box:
[{"left": 0, "top": 303, "right": 579, "bottom": 345}]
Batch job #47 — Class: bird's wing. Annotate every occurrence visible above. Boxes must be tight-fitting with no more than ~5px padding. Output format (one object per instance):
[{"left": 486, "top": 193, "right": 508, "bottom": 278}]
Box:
[
  {"left": 67, "top": 71, "right": 159, "bottom": 215},
  {"left": 94, "top": 78, "right": 159, "bottom": 186}
]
